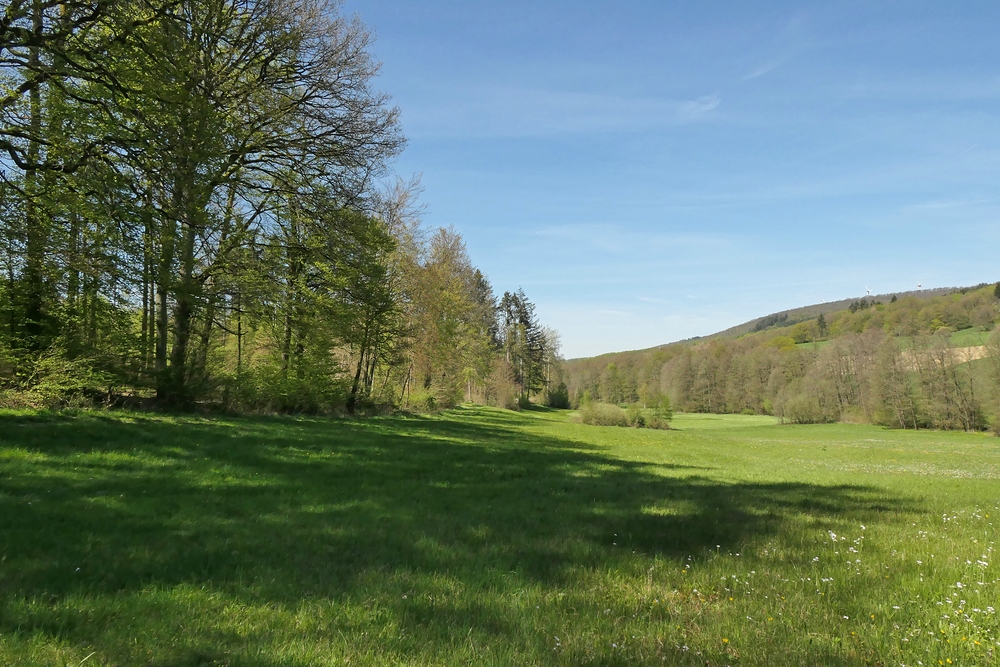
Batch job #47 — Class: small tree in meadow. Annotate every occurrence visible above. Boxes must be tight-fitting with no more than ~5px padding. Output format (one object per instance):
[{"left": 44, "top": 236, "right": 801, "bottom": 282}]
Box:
[{"left": 817, "top": 313, "right": 829, "bottom": 338}]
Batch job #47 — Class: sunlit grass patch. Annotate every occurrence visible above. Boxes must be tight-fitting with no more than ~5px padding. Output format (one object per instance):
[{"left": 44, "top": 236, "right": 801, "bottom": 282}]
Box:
[{"left": 669, "top": 412, "right": 782, "bottom": 430}]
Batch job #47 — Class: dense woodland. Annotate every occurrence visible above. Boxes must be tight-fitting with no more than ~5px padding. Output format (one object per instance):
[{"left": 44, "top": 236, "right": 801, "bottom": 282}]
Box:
[
  {"left": 0, "top": 0, "right": 560, "bottom": 412},
  {"left": 566, "top": 284, "right": 1000, "bottom": 432}
]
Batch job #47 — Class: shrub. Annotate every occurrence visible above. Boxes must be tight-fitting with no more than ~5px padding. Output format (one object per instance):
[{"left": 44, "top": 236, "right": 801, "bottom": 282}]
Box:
[
  {"left": 644, "top": 413, "right": 671, "bottom": 430},
  {"left": 545, "top": 382, "right": 570, "bottom": 409},
  {"left": 4, "top": 347, "right": 113, "bottom": 409},
  {"left": 579, "top": 402, "right": 670, "bottom": 429},
  {"left": 578, "top": 402, "right": 628, "bottom": 427},
  {"left": 483, "top": 357, "right": 520, "bottom": 410},
  {"left": 625, "top": 403, "right": 645, "bottom": 427},
  {"left": 229, "top": 355, "right": 350, "bottom": 414},
  {"left": 781, "top": 393, "right": 835, "bottom": 424}
]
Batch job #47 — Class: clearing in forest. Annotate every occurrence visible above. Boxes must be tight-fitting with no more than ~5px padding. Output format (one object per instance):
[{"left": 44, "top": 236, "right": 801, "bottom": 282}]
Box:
[{"left": 1, "top": 407, "right": 998, "bottom": 665}]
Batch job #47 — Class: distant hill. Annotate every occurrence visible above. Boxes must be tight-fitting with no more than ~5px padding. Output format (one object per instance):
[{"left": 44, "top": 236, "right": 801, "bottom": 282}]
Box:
[
  {"left": 706, "top": 287, "right": 959, "bottom": 340},
  {"left": 566, "top": 286, "right": 969, "bottom": 362},
  {"left": 559, "top": 281, "right": 1000, "bottom": 429}
]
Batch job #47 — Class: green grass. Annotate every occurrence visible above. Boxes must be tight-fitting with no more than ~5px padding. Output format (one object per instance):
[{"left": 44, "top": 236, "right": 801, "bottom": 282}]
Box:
[
  {"left": 950, "top": 327, "right": 992, "bottom": 348},
  {"left": 670, "top": 412, "right": 781, "bottom": 430},
  {"left": 894, "top": 327, "right": 993, "bottom": 350},
  {"left": 795, "top": 339, "right": 832, "bottom": 350},
  {"left": 2, "top": 407, "right": 999, "bottom": 665},
  {"left": 798, "top": 327, "right": 993, "bottom": 351}
]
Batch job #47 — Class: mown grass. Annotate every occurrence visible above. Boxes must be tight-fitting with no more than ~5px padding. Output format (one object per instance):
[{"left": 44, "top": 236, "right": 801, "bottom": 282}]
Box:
[
  {"left": 796, "top": 326, "right": 993, "bottom": 351},
  {"left": 1, "top": 407, "right": 998, "bottom": 665},
  {"left": 669, "top": 412, "right": 781, "bottom": 430},
  {"left": 949, "top": 327, "right": 991, "bottom": 348}
]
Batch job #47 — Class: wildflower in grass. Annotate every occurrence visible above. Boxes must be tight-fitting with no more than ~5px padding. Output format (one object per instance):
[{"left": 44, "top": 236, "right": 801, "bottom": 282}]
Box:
[{"left": 722, "top": 638, "right": 729, "bottom": 643}]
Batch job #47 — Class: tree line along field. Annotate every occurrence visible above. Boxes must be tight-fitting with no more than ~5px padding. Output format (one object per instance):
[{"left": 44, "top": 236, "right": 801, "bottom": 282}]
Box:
[
  {"left": 564, "top": 284, "right": 1000, "bottom": 432},
  {"left": 2, "top": 406, "right": 999, "bottom": 666},
  {"left": 0, "top": 0, "right": 558, "bottom": 417}
]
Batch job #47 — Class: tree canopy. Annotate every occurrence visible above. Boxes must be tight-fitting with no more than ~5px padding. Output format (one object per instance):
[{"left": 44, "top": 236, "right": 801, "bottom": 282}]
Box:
[{"left": 0, "top": 0, "right": 560, "bottom": 412}]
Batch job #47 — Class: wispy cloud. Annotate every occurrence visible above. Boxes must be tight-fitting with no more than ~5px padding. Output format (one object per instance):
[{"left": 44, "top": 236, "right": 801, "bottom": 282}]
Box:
[
  {"left": 841, "top": 76, "right": 1000, "bottom": 102},
  {"left": 743, "top": 61, "right": 783, "bottom": 81},
  {"left": 741, "top": 11, "right": 811, "bottom": 81},
  {"left": 901, "top": 198, "right": 993, "bottom": 212},
  {"left": 525, "top": 223, "right": 731, "bottom": 255},
  {"left": 405, "top": 85, "right": 722, "bottom": 138}
]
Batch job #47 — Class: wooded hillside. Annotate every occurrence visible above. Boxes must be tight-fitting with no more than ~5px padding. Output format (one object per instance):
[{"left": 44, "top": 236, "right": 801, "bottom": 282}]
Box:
[{"left": 565, "top": 284, "right": 1000, "bottom": 431}]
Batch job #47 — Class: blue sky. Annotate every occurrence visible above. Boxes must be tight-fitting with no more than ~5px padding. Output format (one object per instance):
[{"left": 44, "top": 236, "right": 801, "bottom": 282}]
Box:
[{"left": 340, "top": 0, "right": 1000, "bottom": 358}]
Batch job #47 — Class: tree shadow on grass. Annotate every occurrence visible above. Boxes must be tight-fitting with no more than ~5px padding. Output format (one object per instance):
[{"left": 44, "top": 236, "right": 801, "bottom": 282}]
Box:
[{"left": 0, "top": 407, "right": 919, "bottom": 665}]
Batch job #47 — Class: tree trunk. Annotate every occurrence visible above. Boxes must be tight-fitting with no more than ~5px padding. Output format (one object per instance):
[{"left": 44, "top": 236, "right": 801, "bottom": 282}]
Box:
[
  {"left": 193, "top": 287, "right": 216, "bottom": 385},
  {"left": 166, "top": 207, "right": 199, "bottom": 406},
  {"left": 21, "top": 0, "right": 46, "bottom": 351},
  {"left": 154, "top": 214, "right": 174, "bottom": 401},
  {"left": 347, "top": 324, "right": 371, "bottom": 414},
  {"left": 67, "top": 211, "right": 81, "bottom": 351}
]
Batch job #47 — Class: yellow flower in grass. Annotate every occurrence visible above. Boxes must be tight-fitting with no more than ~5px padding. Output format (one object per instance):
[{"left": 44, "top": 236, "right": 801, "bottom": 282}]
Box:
[{"left": 722, "top": 638, "right": 729, "bottom": 644}]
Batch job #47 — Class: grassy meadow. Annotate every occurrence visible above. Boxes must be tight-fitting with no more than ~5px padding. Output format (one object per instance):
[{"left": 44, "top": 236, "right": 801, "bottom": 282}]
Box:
[
  {"left": 796, "top": 326, "right": 993, "bottom": 351},
  {"left": 1, "top": 407, "right": 999, "bottom": 666}
]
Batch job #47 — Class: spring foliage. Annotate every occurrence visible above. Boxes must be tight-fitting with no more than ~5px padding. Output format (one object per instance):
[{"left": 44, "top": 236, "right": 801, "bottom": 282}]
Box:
[
  {"left": 567, "top": 285, "right": 1000, "bottom": 431},
  {"left": 0, "top": 0, "right": 560, "bottom": 412}
]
